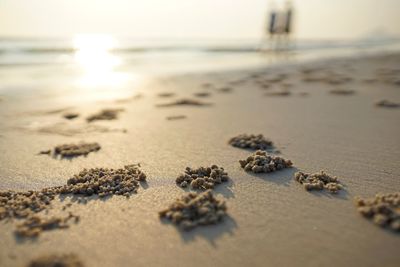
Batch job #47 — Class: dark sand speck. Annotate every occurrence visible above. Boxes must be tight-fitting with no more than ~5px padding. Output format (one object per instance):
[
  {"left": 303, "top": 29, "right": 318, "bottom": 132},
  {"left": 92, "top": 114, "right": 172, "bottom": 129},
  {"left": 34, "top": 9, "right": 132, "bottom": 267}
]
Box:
[{"left": 156, "top": 98, "right": 212, "bottom": 107}]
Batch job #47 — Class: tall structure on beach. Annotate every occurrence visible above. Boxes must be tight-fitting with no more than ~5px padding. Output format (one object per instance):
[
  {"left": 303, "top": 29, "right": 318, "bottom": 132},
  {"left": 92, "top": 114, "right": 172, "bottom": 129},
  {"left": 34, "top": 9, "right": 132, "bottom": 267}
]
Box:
[{"left": 261, "top": 1, "right": 294, "bottom": 51}]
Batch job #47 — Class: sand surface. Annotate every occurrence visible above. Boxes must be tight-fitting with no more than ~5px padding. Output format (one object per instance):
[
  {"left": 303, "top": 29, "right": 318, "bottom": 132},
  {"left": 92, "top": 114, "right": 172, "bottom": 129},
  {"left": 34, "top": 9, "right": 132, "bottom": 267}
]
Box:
[{"left": 0, "top": 53, "right": 400, "bottom": 267}]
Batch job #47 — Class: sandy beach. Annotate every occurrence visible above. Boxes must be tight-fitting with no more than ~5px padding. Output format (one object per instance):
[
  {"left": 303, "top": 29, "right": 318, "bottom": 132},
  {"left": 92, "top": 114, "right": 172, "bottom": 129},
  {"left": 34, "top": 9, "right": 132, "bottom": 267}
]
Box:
[{"left": 1, "top": 52, "right": 400, "bottom": 267}]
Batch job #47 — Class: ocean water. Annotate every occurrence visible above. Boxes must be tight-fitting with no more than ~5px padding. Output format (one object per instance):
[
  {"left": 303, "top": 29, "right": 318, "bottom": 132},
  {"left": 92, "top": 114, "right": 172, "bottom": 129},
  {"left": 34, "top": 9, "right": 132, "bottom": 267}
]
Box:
[
  {"left": 1, "top": 37, "right": 400, "bottom": 69},
  {"left": 0, "top": 36, "right": 399, "bottom": 102}
]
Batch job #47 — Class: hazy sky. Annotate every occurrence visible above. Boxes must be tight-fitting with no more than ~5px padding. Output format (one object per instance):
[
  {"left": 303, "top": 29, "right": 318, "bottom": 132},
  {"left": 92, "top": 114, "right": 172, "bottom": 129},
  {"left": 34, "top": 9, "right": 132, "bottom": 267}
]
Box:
[{"left": 1, "top": 0, "right": 399, "bottom": 40}]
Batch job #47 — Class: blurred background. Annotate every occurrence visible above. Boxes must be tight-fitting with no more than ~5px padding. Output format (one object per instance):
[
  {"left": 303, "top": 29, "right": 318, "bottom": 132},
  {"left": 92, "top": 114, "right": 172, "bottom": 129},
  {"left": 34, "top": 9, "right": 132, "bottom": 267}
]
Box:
[
  {"left": 1, "top": 0, "right": 400, "bottom": 101},
  {"left": 2, "top": 0, "right": 400, "bottom": 40}
]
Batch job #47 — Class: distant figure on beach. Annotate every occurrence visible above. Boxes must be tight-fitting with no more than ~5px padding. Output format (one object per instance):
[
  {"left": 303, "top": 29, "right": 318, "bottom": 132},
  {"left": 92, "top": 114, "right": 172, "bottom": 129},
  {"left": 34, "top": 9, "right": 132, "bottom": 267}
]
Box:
[
  {"left": 268, "top": 9, "right": 277, "bottom": 37},
  {"left": 284, "top": 3, "right": 292, "bottom": 35}
]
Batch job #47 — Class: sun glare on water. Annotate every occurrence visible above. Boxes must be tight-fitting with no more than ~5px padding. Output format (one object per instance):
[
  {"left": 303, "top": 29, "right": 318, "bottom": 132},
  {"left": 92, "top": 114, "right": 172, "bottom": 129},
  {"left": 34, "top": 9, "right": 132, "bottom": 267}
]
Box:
[{"left": 73, "top": 34, "right": 130, "bottom": 89}]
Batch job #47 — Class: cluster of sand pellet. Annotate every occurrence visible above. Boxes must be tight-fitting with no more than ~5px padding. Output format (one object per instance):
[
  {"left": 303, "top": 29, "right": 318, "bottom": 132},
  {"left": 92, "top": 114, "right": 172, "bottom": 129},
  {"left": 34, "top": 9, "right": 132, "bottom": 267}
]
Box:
[
  {"left": 265, "top": 90, "right": 291, "bottom": 96},
  {"left": 0, "top": 164, "right": 146, "bottom": 237},
  {"left": 61, "top": 164, "right": 146, "bottom": 198},
  {"left": 63, "top": 113, "right": 79, "bottom": 120},
  {"left": 329, "top": 88, "right": 355, "bottom": 95},
  {"left": 239, "top": 150, "right": 292, "bottom": 173},
  {"left": 217, "top": 87, "right": 233, "bottom": 93},
  {"left": 229, "top": 134, "right": 273, "bottom": 150},
  {"left": 27, "top": 253, "right": 84, "bottom": 267},
  {"left": 0, "top": 189, "right": 56, "bottom": 220},
  {"left": 158, "top": 92, "right": 175, "bottom": 98},
  {"left": 194, "top": 92, "right": 211, "bottom": 98},
  {"left": 86, "top": 108, "right": 124, "bottom": 122},
  {"left": 166, "top": 115, "right": 186, "bottom": 120},
  {"left": 51, "top": 142, "right": 101, "bottom": 158},
  {"left": 355, "top": 192, "right": 400, "bottom": 232},
  {"left": 0, "top": 188, "right": 78, "bottom": 237},
  {"left": 176, "top": 165, "right": 229, "bottom": 190},
  {"left": 375, "top": 99, "right": 400, "bottom": 108},
  {"left": 294, "top": 171, "right": 343, "bottom": 194},
  {"left": 159, "top": 190, "right": 227, "bottom": 230},
  {"left": 15, "top": 213, "right": 79, "bottom": 238},
  {"left": 156, "top": 98, "right": 211, "bottom": 107},
  {"left": 302, "top": 75, "right": 326, "bottom": 83}
]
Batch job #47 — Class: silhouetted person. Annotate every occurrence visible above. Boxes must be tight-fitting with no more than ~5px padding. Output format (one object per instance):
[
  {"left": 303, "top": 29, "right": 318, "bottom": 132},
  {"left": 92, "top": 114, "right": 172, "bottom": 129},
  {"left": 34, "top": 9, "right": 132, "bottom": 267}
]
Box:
[
  {"left": 269, "top": 10, "right": 277, "bottom": 36},
  {"left": 284, "top": 3, "right": 293, "bottom": 35}
]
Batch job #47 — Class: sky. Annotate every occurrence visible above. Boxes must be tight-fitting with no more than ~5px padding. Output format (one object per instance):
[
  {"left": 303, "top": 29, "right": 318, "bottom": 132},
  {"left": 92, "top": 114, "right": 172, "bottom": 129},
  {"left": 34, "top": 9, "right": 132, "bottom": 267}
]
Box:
[{"left": 0, "top": 0, "right": 400, "bottom": 40}]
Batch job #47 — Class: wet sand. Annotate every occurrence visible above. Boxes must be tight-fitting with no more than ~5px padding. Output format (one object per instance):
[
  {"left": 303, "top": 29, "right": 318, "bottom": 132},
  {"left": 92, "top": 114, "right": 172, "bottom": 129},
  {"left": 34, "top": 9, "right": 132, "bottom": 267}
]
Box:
[{"left": 0, "top": 53, "right": 400, "bottom": 267}]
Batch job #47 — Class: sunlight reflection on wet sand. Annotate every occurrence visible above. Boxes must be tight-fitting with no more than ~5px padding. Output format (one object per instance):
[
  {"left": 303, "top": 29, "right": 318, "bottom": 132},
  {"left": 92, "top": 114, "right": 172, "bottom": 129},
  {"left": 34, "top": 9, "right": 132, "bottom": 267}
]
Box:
[{"left": 72, "top": 34, "right": 134, "bottom": 92}]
